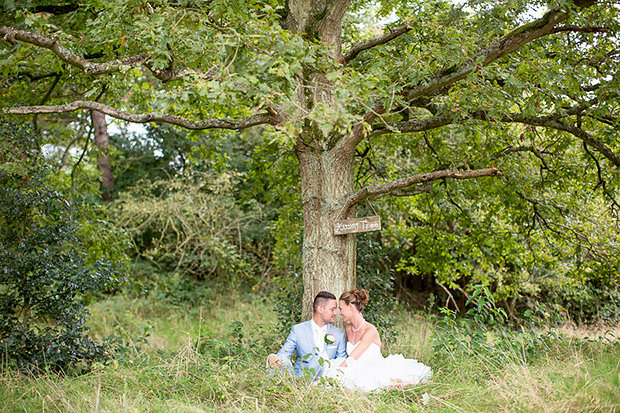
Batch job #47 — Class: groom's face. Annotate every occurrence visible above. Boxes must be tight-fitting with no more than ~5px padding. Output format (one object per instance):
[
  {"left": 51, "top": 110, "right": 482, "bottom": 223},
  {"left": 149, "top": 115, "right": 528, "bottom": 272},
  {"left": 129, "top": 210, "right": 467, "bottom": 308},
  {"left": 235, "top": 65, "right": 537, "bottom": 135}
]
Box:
[{"left": 317, "top": 299, "right": 338, "bottom": 324}]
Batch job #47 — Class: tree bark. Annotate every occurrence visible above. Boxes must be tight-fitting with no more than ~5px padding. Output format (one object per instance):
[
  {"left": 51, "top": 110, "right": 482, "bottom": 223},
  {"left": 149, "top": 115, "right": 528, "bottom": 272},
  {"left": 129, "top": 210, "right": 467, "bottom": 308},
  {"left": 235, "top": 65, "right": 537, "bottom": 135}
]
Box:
[
  {"left": 91, "top": 110, "right": 115, "bottom": 201},
  {"left": 297, "top": 139, "right": 357, "bottom": 319}
]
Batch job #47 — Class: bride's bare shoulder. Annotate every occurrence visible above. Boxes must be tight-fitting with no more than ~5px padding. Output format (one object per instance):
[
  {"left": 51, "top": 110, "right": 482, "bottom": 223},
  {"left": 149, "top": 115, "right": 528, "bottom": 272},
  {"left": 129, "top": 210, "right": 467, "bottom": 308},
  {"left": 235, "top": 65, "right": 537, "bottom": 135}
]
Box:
[
  {"left": 365, "top": 322, "right": 377, "bottom": 331},
  {"left": 362, "top": 322, "right": 378, "bottom": 336},
  {"left": 363, "top": 323, "right": 381, "bottom": 343}
]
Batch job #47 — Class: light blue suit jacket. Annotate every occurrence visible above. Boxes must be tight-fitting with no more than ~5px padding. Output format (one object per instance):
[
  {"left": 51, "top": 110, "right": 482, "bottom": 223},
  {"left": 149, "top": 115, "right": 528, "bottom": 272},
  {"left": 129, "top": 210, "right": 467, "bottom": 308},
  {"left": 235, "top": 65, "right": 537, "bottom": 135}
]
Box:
[{"left": 276, "top": 320, "right": 347, "bottom": 378}]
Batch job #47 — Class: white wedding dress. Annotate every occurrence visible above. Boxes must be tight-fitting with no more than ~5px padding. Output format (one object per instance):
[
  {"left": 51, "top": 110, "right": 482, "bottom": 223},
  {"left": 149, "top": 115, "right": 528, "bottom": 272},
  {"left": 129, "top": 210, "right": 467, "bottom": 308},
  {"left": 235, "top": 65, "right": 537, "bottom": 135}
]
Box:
[{"left": 322, "top": 342, "right": 432, "bottom": 392}]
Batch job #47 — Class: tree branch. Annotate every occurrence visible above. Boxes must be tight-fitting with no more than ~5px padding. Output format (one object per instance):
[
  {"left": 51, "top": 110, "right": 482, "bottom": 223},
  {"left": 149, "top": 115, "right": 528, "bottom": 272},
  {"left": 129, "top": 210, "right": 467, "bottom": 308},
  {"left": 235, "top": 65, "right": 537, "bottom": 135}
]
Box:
[
  {"left": 552, "top": 121, "right": 620, "bottom": 167},
  {"left": 343, "top": 97, "right": 440, "bottom": 150},
  {"left": 371, "top": 93, "right": 618, "bottom": 166},
  {"left": 339, "top": 24, "right": 412, "bottom": 64},
  {"left": 582, "top": 142, "right": 620, "bottom": 217},
  {"left": 470, "top": 109, "right": 620, "bottom": 167},
  {"left": 33, "top": 72, "right": 62, "bottom": 131},
  {"left": 401, "top": 0, "right": 596, "bottom": 102},
  {"left": 519, "top": 192, "right": 619, "bottom": 271},
  {"left": 338, "top": 102, "right": 386, "bottom": 152},
  {"left": 436, "top": 279, "right": 461, "bottom": 312},
  {"left": 391, "top": 182, "right": 434, "bottom": 197},
  {"left": 369, "top": 112, "right": 453, "bottom": 137},
  {"left": 4, "top": 2, "right": 82, "bottom": 15},
  {"left": 0, "top": 26, "right": 182, "bottom": 82},
  {"left": 4, "top": 101, "right": 279, "bottom": 130},
  {"left": 348, "top": 1, "right": 602, "bottom": 150},
  {"left": 366, "top": 96, "right": 619, "bottom": 169},
  {"left": 38, "top": 73, "right": 62, "bottom": 106},
  {"left": 491, "top": 145, "right": 551, "bottom": 169},
  {"left": 551, "top": 25, "right": 612, "bottom": 34},
  {"left": 340, "top": 167, "right": 503, "bottom": 216},
  {"left": 586, "top": 114, "right": 618, "bottom": 127}
]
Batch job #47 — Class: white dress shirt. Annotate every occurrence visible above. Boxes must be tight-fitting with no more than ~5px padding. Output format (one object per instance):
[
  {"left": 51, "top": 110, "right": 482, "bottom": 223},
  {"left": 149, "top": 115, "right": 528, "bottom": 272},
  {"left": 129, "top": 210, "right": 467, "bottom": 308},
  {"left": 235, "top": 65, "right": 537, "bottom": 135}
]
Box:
[{"left": 311, "top": 320, "right": 326, "bottom": 355}]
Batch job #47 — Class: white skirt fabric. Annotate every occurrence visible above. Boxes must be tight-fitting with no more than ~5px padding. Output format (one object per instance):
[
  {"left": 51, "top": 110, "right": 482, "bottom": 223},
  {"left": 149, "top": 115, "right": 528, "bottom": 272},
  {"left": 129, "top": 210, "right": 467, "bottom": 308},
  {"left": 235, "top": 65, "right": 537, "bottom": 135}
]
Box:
[{"left": 323, "top": 342, "right": 432, "bottom": 392}]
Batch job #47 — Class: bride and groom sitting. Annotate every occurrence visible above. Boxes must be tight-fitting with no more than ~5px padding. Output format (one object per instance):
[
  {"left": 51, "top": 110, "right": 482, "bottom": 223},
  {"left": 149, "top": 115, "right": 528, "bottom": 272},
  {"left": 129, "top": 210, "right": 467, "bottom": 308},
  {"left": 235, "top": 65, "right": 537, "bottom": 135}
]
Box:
[{"left": 268, "top": 289, "right": 432, "bottom": 391}]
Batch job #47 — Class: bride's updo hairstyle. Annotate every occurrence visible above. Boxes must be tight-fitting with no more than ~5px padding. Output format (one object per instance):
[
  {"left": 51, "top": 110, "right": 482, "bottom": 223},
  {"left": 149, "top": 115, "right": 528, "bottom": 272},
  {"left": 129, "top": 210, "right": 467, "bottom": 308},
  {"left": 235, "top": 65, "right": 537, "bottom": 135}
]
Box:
[{"left": 339, "top": 289, "right": 369, "bottom": 313}]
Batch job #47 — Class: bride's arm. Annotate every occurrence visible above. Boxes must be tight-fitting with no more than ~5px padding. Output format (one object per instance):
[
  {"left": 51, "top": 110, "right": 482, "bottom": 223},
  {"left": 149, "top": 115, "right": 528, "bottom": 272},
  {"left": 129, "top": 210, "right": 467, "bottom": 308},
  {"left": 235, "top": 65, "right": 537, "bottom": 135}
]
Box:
[{"left": 339, "top": 324, "right": 379, "bottom": 367}]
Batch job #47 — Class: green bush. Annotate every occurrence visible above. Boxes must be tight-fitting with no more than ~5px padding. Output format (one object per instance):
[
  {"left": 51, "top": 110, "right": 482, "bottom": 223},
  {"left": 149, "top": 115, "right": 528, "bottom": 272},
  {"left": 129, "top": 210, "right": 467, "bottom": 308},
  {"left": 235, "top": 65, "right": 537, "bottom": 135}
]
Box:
[
  {"left": 0, "top": 122, "right": 124, "bottom": 372},
  {"left": 273, "top": 270, "right": 304, "bottom": 336},
  {"left": 111, "top": 170, "right": 259, "bottom": 286},
  {"left": 432, "top": 285, "right": 563, "bottom": 372}
]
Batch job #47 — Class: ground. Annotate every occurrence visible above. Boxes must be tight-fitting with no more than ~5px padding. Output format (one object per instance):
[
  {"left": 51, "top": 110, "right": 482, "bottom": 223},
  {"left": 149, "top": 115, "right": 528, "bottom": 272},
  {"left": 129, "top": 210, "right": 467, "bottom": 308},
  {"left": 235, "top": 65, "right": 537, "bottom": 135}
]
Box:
[{"left": 1, "top": 288, "right": 618, "bottom": 412}]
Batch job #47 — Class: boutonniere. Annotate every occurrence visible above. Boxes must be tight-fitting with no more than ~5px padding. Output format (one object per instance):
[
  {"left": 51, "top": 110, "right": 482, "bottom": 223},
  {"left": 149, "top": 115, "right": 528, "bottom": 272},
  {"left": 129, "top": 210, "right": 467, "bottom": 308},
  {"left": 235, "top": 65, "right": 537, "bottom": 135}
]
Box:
[{"left": 324, "top": 333, "right": 336, "bottom": 344}]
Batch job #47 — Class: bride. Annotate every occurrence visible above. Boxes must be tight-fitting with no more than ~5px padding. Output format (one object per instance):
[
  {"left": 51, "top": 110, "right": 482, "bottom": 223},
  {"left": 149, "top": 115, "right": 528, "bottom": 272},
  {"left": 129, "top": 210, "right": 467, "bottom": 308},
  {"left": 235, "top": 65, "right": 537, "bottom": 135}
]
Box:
[{"left": 322, "top": 289, "right": 432, "bottom": 391}]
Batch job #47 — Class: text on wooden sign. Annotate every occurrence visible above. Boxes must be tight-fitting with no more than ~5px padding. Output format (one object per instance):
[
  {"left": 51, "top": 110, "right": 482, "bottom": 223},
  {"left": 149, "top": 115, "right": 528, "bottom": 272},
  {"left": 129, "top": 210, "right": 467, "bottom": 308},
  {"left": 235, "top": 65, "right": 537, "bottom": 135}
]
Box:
[{"left": 334, "top": 216, "right": 381, "bottom": 235}]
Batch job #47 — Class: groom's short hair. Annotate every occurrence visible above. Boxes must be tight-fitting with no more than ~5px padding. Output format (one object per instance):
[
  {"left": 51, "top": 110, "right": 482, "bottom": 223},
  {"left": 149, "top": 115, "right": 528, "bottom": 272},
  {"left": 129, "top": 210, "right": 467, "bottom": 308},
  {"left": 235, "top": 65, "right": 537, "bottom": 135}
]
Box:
[{"left": 313, "top": 291, "right": 336, "bottom": 313}]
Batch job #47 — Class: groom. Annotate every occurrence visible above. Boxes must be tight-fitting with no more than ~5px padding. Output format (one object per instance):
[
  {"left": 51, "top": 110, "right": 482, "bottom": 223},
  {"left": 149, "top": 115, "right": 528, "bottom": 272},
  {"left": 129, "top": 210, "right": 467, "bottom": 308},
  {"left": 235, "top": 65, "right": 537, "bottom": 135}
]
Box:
[{"left": 268, "top": 291, "right": 347, "bottom": 378}]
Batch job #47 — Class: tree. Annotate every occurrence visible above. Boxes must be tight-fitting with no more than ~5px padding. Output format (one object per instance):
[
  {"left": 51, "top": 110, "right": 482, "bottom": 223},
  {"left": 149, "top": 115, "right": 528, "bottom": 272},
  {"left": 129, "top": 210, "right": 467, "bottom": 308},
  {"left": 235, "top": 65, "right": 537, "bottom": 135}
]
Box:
[
  {"left": 91, "top": 109, "right": 115, "bottom": 201},
  {"left": 1, "top": 0, "right": 618, "bottom": 318}
]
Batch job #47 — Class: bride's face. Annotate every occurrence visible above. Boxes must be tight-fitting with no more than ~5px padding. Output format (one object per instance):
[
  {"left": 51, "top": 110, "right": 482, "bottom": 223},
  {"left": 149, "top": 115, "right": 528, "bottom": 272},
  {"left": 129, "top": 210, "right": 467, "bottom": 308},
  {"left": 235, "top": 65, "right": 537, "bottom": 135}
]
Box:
[{"left": 338, "top": 300, "right": 355, "bottom": 322}]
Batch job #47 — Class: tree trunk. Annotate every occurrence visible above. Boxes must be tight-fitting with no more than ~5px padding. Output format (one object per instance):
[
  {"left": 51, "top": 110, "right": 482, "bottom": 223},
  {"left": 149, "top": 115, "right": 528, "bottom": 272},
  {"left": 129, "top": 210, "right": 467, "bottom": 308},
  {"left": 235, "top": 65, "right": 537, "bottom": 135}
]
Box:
[
  {"left": 91, "top": 110, "right": 115, "bottom": 201},
  {"left": 285, "top": 0, "right": 357, "bottom": 318},
  {"left": 297, "top": 140, "right": 357, "bottom": 319}
]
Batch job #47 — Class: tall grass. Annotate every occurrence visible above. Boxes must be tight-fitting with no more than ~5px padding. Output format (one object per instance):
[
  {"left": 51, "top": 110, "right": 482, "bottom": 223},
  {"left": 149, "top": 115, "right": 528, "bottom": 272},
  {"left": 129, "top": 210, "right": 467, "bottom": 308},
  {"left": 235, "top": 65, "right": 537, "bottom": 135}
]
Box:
[{"left": 1, "top": 290, "right": 618, "bottom": 412}]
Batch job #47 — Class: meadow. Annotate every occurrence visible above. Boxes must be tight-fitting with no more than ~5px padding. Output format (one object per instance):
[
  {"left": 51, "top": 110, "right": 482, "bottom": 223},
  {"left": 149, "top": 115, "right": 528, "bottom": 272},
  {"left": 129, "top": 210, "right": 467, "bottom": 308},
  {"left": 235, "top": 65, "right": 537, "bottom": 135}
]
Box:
[{"left": 1, "top": 289, "right": 618, "bottom": 412}]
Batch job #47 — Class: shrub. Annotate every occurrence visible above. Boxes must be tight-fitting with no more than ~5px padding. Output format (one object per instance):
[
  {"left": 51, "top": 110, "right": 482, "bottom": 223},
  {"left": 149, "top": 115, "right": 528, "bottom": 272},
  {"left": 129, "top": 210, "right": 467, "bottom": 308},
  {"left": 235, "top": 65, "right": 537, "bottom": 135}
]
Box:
[
  {"left": 273, "top": 270, "right": 304, "bottom": 336},
  {"left": 111, "top": 170, "right": 259, "bottom": 286},
  {"left": 0, "top": 122, "right": 123, "bottom": 372},
  {"left": 432, "top": 285, "right": 563, "bottom": 372}
]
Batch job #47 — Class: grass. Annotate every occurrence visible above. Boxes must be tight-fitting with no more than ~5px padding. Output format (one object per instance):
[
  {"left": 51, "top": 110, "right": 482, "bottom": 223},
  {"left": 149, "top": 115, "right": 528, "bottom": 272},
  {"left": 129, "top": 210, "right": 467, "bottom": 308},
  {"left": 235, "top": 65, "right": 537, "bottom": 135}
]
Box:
[{"left": 1, "top": 290, "right": 618, "bottom": 412}]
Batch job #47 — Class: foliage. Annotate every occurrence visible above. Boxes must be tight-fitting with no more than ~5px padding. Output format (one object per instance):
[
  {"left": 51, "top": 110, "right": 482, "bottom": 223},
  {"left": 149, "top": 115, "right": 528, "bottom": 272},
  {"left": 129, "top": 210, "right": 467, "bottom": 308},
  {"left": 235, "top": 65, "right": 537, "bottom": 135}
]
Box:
[
  {"left": 243, "top": 135, "right": 302, "bottom": 271},
  {"left": 380, "top": 124, "right": 620, "bottom": 321},
  {"left": 432, "top": 285, "right": 567, "bottom": 371},
  {"left": 108, "top": 124, "right": 196, "bottom": 194},
  {"left": 111, "top": 167, "right": 262, "bottom": 286},
  {"left": 273, "top": 270, "right": 304, "bottom": 336},
  {"left": 109, "top": 123, "right": 284, "bottom": 292},
  {"left": 109, "top": 124, "right": 254, "bottom": 194},
  {"left": 0, "top": 121, "right": 125, "bottom": 372}
]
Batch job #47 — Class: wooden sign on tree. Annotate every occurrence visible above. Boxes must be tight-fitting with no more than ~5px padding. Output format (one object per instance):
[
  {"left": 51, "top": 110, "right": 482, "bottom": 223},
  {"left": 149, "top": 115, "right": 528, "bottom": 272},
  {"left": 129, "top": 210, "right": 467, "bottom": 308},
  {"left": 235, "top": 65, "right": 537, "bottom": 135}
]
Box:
[{"left": 334, "top": 216, "right": 381, "bottom": 235}]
